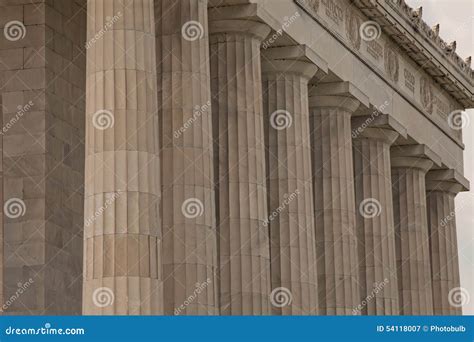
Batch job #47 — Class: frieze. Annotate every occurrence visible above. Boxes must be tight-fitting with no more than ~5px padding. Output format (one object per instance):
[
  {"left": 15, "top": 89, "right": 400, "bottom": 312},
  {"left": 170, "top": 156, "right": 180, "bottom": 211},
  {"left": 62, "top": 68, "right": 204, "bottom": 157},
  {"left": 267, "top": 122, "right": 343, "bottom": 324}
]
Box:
[
  {"left": 366, "top": 40, "right": 383, "bottom": 61},
  {"left": 403, "top": 68, "right": 415, "bottom": 94},
  {"left": 300, "top": 0, "right": 319, "bottom": 13},
  {"left": 433, "top": 96, "right": 450, "bottom": 119},
  {"left": 321, "top": 0, "right": 344, "bottom": 26},
  {"left": 296, "top": 0, "right": 463, "bottom": 138}
]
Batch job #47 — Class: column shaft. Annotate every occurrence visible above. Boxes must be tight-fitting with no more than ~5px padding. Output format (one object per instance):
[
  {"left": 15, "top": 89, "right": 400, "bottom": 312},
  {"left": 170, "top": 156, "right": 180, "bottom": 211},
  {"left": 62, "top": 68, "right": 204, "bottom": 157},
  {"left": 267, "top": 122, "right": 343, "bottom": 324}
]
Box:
[
  {"left": 426, "top": 183, "right": 462, "bottom": 315},
  {"left": 210, "top": 20, "right": 271, "bottom": 315},
  {"left": 83, "top": 0, "right": 162, "bottom": 315},
  {"left": 392, "top": 157, "right": 433, "bottom": 315},
  {"left": 309, "top": 95, "right": 360, "bottom": 315},
  {"left": 353, "top": 128, "right": 399, "bottom": 315},
  {"left": 262, "top": 60, "right": 318, "bottom": 315},
  {"left": 155, "top": 0, "right": 217, "bottom": 315}
]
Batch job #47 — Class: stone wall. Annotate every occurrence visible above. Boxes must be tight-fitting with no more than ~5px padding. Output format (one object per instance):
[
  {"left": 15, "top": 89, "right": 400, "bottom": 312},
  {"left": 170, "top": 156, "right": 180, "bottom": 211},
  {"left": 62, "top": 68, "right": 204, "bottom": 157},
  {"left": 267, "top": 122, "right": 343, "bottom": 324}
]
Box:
[{"left": 0, "top": 0, "right": 86, "bottom": 315}]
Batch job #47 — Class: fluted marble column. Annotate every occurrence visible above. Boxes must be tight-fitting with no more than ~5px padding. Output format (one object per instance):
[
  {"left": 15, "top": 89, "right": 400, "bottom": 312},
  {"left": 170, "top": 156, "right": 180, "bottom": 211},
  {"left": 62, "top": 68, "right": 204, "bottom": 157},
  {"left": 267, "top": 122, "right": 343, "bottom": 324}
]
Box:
[
  {"left": 155, "top": 0, "right": 217, "bottom": 315},
  {"left": 83, "top": 0, "right": 162, "bottom": 315},
  {"left": 209, "top": 20, "right": 271, "bottom": 315},
  {"left": 353, "top": 128, "right": 399, "bottom": 315},
  {"left": 426, "top": 179, "right": 463, "bottom": 315},
  {"left": 309, "top": 95, "right": 360, "bottom": 315},
  {"left": 262, "top": 59, "right": 319, "bottom": 315},
  {"left": 391, "top": 157, "right": 433, "bottom": 315}
]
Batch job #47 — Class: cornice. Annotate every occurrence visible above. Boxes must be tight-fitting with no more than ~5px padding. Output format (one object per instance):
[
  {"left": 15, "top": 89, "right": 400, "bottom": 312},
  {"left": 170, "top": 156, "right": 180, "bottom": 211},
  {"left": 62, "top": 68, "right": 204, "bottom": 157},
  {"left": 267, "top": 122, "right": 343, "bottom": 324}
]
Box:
[
  {"left": 353, "top": 0, "right": 473, "bottom": 107},
  {"left": 380, "top": 0, "right": 472, "bottom": 78}
]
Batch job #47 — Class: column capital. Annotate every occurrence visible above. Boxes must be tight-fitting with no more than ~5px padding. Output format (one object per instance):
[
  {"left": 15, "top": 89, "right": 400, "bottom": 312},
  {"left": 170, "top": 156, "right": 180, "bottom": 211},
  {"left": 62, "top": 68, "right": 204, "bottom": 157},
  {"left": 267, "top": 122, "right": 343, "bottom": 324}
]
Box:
[
  {"left": 426, "top": 180, "right": 464, "bottom": 194},
  {"left": 309, "top": 81, "right": 370, "bottom": 108},
  {"left": 308, "top": 95, "right": 360, "bottom": 113},
  {"left": 261, "top": 60, "right": 318, "bottom": 80},
  {"left": 426, "top": 169, "right": 470, "bottom": 193},
  {"left": 352, "top": 127, "right": 399, "bottom": 145},
  {"left": 391, "top": 156, "right": 433, "bottom": 173},
  {"left": 209, "top": 19, "right": 270, "bottom": 41},
  {"left": 391, "top": 144, "right": 442, "bottom": 168},
  {"left": 352, "top": 113, "right": 408, "bottom": 140},
  {"left": 262, "top": 45, "right": 328, "bottom": 74}
]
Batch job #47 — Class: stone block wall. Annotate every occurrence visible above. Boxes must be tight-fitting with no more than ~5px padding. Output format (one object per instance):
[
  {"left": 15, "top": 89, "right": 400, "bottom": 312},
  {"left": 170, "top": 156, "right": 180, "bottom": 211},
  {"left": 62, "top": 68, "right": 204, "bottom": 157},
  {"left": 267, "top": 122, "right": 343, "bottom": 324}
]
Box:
[{"left": 0, "top": 0, "right": 86, "bottom": 315}]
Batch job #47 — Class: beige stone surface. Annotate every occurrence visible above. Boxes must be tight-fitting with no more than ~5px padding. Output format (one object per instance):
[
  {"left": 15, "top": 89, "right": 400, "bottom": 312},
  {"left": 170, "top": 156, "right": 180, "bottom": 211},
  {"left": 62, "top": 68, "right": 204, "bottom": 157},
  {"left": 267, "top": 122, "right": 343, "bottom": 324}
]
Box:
[
  {"left": 308, "top": 94, "right": 360, "bottom": 315},
  {"left": 1, "top": 0, "right": 86, "bottom": 315},
  {"left": 0, "top": 0, "right": 470, "bottom": 317},
  {"left": 391, "top": 156, "right": 434, "bottom": 315},
  {"left": 426, "top": 179, "right": 463, "bottom": 315},
  {"left": 156, "top": 0, "right": 217, "bottom": 316},
  {"left": 262, "top": 57, "right": 318, "bottom": 315},
  {"left": 209, "top": 19, "right": 271, "bottom": 315},
  {"left": 83, "top": 0, "right": 162, "bottom": 315},
  {"left": 353, "top": 128, "right": 399, "bottom": 315}
]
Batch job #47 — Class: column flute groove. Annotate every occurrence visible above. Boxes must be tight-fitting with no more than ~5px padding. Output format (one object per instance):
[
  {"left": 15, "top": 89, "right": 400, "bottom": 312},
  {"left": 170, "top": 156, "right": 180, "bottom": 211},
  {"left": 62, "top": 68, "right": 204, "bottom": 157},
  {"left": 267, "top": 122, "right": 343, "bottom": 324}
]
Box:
[
  {"left": 352, "top": 127, "right": 399, "bottom": 315},
  {"left": 391, "top": 156, "right": 434, "bottom": 315},
  {"left": 83, "top": 0, "right": 162, "bottom": 315},
  {"left": 309, "top": 94, "right": 360, "bottom": 315},
  {"left": 262, "top": 59, "right": 319, "bottom": 315},
  {"left": 155, "top": 0, "right": 218, "bottom": 315},
  {"left": 426, "top": 177, "right": 464, "bottom": 315},
  {"left": 209, "top": 19, "right": 271, "bottom": 315}
]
